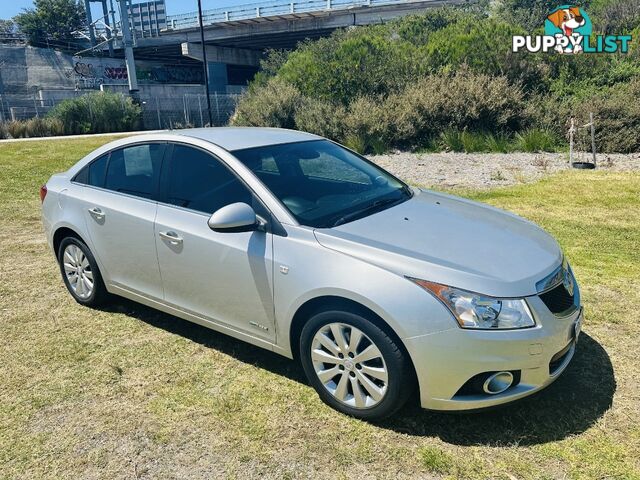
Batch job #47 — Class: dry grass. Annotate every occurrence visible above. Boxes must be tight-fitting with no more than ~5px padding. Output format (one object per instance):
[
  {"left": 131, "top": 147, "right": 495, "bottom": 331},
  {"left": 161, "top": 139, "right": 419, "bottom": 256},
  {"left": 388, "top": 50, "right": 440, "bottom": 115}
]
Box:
[{"left": 0, "top": 136, "right": 639, "bottom": 479}]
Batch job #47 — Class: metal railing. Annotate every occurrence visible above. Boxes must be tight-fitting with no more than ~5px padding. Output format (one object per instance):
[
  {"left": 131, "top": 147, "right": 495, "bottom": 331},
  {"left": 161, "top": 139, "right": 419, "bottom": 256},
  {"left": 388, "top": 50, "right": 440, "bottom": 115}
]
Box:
[{"left": 165, "top": 0, "right": 425, "bottom": 30}]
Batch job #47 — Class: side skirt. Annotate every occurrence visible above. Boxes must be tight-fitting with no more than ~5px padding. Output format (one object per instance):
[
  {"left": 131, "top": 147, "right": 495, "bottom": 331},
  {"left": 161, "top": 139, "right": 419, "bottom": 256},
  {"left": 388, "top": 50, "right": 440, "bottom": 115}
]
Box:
[{"left": 108, "top": 284, "right": 292, "bottom": 358}]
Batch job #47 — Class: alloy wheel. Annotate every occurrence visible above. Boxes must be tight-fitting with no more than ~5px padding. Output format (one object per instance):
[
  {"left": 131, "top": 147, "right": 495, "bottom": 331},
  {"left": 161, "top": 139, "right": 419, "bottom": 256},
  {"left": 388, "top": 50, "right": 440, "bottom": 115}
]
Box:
[
  {"left": 62, "top": 244, "right": 94, "bottom": 299},
  {"left": 310, "top": 322, "right": 388, "bottom": 409}
]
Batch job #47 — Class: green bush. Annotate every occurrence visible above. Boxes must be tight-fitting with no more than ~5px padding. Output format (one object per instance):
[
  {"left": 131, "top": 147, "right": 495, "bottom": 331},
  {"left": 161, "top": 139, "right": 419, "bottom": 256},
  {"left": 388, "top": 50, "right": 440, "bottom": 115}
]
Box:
[
  {"left": 389, "top": 70, "right": 526, "bottom": 148},
  {"left": 572, "top": 79, "right": 640, "bottom": 153},
  {"left": 343, "top": 96, "right": 392, "bottom": 154},
  {"left": 438, "top": 130, "right": 492, "bottom": 153},
  {"left": 293, "top": 97, "right": 347, "bottom": 141},
  {"left": 485, "top": 133, "right": 513, "bottom": 153},
  {"left": 6, "top": 120, "right": 27, "bottom": 139},
  {"left": 231, "top": 78, "right": 302, "bottom": 129},
  {"left": 460, "top": 130, "right": 490, "bottom": 153},
  {"left": 47, "top": 92, "right": 141, "bottom": 135},
  {"left": 438, "top": 129, "right": 464, "bottom": 152},
  {"left": 2, "top": 117, "right": 69, "bottom": 138},
  {"left": 515, "top": 128, "right": 560, "bottom": 152}
]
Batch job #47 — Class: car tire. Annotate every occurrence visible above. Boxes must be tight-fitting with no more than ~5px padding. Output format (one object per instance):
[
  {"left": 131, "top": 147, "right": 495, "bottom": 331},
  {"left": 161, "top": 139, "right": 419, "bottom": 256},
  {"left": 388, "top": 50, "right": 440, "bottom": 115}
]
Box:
[
  {"left": 300, "top": 310, "right": 415, "bottom": 420},
  {"left": 58, "top": 236, "right": 108, "bottom": 307}
]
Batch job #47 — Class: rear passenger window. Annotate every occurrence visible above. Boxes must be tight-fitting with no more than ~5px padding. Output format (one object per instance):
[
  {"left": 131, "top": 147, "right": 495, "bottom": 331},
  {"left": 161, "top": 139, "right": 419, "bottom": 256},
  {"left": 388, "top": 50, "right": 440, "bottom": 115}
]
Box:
[
  {"left": 74, "top": 154, "right": 108, "bottom": 187},
  {"left": 105, "top": 144, "right": 164, "bottom": 199},
  {"left": 88, "top": 154, "right": 108, "bottom": 187}
]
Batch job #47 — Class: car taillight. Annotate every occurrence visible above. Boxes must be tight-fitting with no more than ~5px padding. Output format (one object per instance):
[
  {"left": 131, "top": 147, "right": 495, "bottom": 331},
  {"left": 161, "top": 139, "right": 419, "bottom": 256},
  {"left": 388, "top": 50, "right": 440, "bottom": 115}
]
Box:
[{"left": 39, "top": 184, "right": 48, "bottom": 203}]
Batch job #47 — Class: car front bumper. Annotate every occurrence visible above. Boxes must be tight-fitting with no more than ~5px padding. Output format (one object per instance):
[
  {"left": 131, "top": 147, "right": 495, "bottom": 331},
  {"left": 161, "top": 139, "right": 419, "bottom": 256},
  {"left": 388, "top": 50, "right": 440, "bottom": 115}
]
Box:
[{"left": 403, "top": 296, "right": 583, "bottom": 411}]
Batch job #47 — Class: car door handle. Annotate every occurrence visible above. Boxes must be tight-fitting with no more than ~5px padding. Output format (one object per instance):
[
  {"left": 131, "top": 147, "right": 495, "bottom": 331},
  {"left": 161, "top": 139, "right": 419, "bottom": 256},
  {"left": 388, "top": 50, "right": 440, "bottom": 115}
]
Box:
[
  {"left": 88, "top": 207, "right": 105, "bottom": 219},
  {"left": 159, "top": 231, "right": 183, "bottom": 244}
]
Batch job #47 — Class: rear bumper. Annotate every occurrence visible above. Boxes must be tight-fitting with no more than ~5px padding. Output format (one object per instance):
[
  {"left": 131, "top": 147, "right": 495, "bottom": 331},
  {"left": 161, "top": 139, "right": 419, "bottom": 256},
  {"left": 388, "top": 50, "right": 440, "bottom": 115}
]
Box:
[{"left": 404, "top": 297, "right": 582, "bottom": 411}]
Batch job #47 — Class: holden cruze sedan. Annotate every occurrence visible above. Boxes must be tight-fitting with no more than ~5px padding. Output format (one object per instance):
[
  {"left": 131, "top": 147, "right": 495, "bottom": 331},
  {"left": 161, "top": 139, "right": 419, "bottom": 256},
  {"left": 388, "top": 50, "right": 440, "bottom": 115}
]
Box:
[{"left": 41, "top": 128, "right": 583, "bottom": 419}]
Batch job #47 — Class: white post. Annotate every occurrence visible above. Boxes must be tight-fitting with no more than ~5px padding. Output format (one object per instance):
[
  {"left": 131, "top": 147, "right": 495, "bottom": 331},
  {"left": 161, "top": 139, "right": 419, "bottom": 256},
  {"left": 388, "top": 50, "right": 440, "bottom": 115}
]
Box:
[
  {"left": 156, "top": 97, "right": 161, "bottom": 129},
  {"left": 256, "top": 6, "right": 260, "bottom": 17},
  {"left": 590, "top": 112, "right": 596, "bottom": 168},
  {"left": 569, "top": 117, "right": 575, "bottom": 165}
]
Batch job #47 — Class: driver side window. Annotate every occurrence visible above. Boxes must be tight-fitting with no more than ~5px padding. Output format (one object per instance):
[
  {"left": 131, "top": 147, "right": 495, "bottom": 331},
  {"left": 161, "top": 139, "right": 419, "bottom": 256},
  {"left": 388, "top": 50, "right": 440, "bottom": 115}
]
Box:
[{"left": 165, "top": 144, "right": 253, "bottom": 215}]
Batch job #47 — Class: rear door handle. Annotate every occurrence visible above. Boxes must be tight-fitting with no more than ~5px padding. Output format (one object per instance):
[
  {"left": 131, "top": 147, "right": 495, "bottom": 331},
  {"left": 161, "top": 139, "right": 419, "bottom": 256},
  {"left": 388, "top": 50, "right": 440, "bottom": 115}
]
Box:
[
  {"left": 159, "top": 230, "right": 183, "bottom": 244},
  {"left": 88, "top": 207, "right": 105, "bottom": 219}
]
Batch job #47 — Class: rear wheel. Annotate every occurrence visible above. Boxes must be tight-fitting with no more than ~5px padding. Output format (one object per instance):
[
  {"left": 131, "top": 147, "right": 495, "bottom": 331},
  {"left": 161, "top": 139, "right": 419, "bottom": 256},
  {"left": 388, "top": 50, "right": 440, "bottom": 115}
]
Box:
[
  {"left": 300, "top": 310, "right": 414, "bottom": 420},
  {"left": 58, "top": 236, "right": 108, "bottom": 307}
]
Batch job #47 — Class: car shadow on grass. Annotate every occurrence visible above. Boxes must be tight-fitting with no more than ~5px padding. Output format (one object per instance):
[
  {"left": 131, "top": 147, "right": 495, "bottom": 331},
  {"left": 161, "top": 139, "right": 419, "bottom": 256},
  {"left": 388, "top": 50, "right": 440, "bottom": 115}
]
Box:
[
  {"left": 382, "top": 332, "right": 616, "bottom": 446},
  {"left": 103, "top": 299, "right": 614, "bottom": 447}
]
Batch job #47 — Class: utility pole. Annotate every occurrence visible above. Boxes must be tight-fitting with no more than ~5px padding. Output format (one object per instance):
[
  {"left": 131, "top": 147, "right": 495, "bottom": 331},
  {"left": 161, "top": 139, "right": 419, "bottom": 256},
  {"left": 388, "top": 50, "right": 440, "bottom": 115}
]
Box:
[
  {"left": 197, "top": 0, "right": 213, "bottom": 126},
  {"left": 118, "top": 0, "right": 139, "bottom": 102},
  {"left": 84, "top": 0, "right": 97, "bottom": 47},
  {"left": 101, "top": 0, "right": 114, "bottom": 57}
]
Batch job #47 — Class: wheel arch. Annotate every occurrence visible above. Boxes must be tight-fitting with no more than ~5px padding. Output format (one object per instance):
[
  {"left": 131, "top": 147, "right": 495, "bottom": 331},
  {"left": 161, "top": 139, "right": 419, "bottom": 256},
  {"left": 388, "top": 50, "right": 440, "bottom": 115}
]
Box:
[
  {"left": 52, "top": 226, "right": 89, "bottom": 258},
  {"left": 288, "top": 295, "right": 418, "bottom": 384}
]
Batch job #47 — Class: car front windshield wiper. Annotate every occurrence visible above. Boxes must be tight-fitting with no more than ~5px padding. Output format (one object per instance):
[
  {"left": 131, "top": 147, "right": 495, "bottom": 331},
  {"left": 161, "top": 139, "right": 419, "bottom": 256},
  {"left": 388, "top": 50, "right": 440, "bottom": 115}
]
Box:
[{"left": 330, "top": 195, "right": 406, "bottom": 227}]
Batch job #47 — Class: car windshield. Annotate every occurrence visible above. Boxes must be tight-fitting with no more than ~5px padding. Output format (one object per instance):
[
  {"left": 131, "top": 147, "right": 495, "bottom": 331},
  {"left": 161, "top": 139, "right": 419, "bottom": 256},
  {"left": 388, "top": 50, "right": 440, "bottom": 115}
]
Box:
[{"left": 232, "top": 140, "right": 412, "bottom": 228}]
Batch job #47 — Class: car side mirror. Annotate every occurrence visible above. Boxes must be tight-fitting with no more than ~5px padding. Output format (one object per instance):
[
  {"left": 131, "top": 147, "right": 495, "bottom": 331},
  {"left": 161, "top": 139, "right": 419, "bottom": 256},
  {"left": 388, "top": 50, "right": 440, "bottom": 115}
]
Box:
[{"left": 208, "top": 202, "right": 264, "bottom": 233}]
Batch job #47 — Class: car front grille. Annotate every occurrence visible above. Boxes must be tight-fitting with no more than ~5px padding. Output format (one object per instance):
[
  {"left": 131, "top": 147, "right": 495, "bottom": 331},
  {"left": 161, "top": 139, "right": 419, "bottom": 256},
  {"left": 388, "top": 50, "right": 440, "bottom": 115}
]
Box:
[{"left": 539, "top": 283, "right": 577, "bottom": 316}]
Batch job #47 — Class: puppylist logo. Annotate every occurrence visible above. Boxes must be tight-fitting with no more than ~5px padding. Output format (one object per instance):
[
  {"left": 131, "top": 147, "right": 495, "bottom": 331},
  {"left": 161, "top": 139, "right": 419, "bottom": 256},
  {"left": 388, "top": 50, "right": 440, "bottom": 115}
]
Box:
[{"left": 513, "top": 5, "right": 632, "bottom": 54}]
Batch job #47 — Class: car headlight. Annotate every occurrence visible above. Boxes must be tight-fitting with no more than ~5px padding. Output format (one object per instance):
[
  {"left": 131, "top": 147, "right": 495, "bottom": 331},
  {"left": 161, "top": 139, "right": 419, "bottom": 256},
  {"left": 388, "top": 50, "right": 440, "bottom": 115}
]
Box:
[{"left": 409, "top": 279, "right": 535, "bottom": 330}]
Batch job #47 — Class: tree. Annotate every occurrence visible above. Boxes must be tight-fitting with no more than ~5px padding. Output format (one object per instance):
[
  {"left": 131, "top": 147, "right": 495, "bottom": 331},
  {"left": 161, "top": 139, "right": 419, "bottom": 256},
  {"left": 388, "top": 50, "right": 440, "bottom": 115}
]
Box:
[{"left": 14, "top": 0, "right": 85, "bottom": 47}]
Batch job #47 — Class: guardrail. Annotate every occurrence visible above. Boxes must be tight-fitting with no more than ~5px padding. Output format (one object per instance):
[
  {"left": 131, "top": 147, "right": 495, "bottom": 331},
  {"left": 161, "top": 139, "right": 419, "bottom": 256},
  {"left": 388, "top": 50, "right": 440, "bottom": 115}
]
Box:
[{"left": 165, "top": 0, "right": 425, "bottom": 30}]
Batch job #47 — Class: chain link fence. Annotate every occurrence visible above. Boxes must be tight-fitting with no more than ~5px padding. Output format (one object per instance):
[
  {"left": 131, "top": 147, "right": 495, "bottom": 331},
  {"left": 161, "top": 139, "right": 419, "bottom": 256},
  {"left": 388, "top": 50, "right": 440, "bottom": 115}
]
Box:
[
  {"left": 141, "top": 93, "right": 241, "bottom": 130},
  {"left": 0, "top": 91, "right": 241, "bottom": 129}
]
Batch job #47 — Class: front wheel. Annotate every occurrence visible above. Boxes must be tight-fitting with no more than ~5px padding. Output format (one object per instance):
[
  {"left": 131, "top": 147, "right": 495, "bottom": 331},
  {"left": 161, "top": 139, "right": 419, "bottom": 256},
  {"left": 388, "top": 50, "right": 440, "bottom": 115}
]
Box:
[{"left": 300, "top": 310, "right": 414, "bottom": 420}]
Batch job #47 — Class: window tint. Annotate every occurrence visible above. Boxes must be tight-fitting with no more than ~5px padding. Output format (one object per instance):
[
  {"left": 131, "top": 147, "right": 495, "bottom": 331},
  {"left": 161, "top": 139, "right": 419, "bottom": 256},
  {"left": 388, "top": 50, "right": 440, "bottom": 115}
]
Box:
[
  {"left": 105, "top": 144, "right": 163, "bottom": 199},
  {"left": 74, "top": 153, "right": 108, "bottom": 187},
  {"left": 88, "top": 154, "right": 108, "bottom": 187},
  {"left": 166, "top": 145, "right": 253, "bottom": 214}
]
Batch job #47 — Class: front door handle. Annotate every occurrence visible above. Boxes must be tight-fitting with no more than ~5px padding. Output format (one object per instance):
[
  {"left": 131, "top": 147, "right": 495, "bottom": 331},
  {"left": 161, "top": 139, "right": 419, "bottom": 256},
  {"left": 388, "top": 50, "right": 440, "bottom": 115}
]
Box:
[
  {"left": 88, "top": 207, "right": 105, "bottom": 219},
  {"left": 159, "top": 230, "right": 183, "bottom": 244}
]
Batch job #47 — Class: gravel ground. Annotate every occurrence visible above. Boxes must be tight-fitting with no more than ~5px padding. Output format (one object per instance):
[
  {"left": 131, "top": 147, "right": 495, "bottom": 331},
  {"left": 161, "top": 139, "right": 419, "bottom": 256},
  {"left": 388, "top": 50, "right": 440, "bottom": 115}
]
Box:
[{"left": 369, "top": 151, "right": 640, "bottom": 189}]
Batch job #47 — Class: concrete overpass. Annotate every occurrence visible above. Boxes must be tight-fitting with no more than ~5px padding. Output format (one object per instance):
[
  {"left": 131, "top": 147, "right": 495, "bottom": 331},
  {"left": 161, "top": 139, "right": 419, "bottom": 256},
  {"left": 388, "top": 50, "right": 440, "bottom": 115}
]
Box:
[{"left": 110, "top": 0, "right": 470, "bottom": 92}]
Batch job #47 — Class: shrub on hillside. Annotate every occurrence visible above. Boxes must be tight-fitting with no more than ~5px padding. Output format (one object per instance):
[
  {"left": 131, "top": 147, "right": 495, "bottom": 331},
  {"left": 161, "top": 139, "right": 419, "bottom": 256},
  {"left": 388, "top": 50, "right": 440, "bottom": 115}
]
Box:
[
  {"left": 294, "top": 97, "right": 347, "bottom": 141},
  {"left": 47, "top": 92, "right": 141, "bottom": 135},
  {"left": 231, "top": 78, "right": 302, "bottom": 129},
  {"left": 573, "top": 80, "right": 640, "bottom": 153},
  {"left": 389, "top": 70, "right": 526, "bottom": 147},
  {"left": 0, "top": 122, "right": 8, "bottom": 140},
  {"left": 342, "top": 96, "right": 392, "bottom": 154}
]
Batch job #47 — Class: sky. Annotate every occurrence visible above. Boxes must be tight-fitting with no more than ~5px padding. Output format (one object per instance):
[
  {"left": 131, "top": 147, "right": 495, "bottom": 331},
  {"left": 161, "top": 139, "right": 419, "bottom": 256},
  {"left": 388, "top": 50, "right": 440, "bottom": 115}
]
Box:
[{"left": 0, "top": 0, "right": 252, "bottom": 21}]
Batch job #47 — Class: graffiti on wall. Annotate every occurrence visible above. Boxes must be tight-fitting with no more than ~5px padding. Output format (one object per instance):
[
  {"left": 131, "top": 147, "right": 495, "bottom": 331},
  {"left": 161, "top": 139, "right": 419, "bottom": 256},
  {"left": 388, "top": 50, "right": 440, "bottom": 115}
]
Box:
[
  {"left": 104, "top": 66, "right": 128, "bottom": 80},
  {"left": 64, "top": 59, "right": 204, "bottom": 89},
  {"left": 137, "top": 65, "right": 204, "bottom": 83}
]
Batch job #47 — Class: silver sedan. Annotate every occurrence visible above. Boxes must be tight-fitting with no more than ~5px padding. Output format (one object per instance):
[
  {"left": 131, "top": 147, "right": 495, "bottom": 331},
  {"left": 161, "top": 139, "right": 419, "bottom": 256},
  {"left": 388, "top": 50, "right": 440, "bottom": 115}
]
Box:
[{"left": 41, "top": 128, "right": 583, "bottom": 419}]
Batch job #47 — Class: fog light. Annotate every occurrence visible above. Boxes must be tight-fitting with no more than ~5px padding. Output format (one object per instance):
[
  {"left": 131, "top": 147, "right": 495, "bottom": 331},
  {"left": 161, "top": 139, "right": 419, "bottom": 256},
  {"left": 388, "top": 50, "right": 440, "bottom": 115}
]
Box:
[{"left": 482, "top": 371, "right": 514, "bottom": 394}]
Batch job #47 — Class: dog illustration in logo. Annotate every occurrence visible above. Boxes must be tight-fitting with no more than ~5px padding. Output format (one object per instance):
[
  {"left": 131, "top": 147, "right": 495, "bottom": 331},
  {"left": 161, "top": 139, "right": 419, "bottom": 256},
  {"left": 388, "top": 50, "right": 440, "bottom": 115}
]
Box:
[{"left": 547, "top": 6, "right": 586, "bottom": 53}]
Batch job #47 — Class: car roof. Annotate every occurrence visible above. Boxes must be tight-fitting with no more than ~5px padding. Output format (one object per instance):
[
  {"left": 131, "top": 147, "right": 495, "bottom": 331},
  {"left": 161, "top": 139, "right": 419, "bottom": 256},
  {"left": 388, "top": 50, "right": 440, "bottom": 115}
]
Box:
[{"left": 175, "top": 127, "right": 322, "bottom": 151}]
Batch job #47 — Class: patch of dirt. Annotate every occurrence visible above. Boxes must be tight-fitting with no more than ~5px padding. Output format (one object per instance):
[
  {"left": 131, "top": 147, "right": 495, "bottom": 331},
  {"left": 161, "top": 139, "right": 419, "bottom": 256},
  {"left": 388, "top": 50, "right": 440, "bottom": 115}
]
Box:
[{"left": 369, "top": 152, "right": 640, "bottom": 189}]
